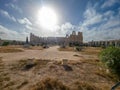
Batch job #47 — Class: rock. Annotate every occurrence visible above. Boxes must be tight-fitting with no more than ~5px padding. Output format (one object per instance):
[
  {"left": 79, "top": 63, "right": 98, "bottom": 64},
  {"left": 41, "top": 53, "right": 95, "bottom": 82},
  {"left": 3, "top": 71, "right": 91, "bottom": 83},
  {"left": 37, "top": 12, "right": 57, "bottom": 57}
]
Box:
[
  {"left": 22, "top": 62, "right": 36, "bottom": 71},
  {"left": 62, "top": 59, "right": 68, "bottom": 65},
  {"left": 62, "top": 65, "right": 73, "bottom": 71}
]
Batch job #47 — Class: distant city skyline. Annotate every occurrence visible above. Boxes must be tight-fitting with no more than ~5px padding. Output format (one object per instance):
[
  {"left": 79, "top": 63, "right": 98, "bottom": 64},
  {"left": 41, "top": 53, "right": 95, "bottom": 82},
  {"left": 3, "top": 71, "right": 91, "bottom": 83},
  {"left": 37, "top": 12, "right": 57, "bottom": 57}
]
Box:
[{"left": 0, "top": 0, "right": 120, "bottom": 41}]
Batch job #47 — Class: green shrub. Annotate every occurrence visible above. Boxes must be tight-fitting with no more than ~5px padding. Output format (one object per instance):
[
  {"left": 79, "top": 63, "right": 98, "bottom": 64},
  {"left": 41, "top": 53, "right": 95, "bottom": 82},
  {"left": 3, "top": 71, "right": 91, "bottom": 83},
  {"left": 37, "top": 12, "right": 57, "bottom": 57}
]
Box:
[
  {"left": 101, "top": 45, "right": 106, "bottom": 49},
  {"left": 75, "top": 46, "right": 82, "bottom": 51},
  {"left": 99, "top": 46, "right": 120, "bottom": 77},
  {"left": 2, "top": 41, "right": 9, "bottom": 46}
]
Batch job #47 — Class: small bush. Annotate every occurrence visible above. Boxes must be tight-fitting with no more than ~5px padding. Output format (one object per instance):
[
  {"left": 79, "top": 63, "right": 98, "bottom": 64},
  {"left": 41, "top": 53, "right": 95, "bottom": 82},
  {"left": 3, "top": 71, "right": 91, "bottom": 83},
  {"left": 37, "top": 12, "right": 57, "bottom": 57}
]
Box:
[
  {"left": 101, "top": 45, "right": 106, "bottom": 49},
  {"left": 99, "top": 46, "right": 120, "bottom": 77},
  {"left": 75, "top": 46, "right": 82, "bottom": 51},
  {"left": 60, "top": 45, "right": 66, "bottom": 48},
  {"left": 2, "top": 42, "right": 9, "bottom": 46}
]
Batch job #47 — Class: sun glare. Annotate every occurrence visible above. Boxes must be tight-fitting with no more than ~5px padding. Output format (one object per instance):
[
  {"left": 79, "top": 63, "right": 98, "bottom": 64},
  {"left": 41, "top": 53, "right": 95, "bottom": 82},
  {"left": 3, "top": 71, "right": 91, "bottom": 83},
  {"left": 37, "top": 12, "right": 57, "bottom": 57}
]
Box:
[{"left": 38, "top": 7, "right": 58, "bottom": 29}]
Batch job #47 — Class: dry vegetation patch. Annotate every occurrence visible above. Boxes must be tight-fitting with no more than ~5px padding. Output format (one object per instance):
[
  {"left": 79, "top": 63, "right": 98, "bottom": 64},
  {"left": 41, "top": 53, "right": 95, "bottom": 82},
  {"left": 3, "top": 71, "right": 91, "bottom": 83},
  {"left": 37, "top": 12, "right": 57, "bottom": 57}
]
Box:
[
  {"left": 29, "top": 77, "right": 102, "bottom": 90},
  {"left": 0, "top": 57, "right": 12, "bottom": 90},
  {"left": 58, "top": 46, "right": 74, "bottom": 51},
  {"left": 94, "top": 68, "right": 119, "bottom": 82},
  {"left": 0, "top": 46, "right": 23, "bottom": 53},
  {"left": 0, "top": 46, "right": 119, "bottom": 90},
  {"left": 30, "top": 77, "right": 69, "bottom": 90},
  {"left": 0, "top": 58, "right": 117, "bottom": 90},
  {"left": 24, "top": 46, "right": 43, "bottom": 50},
  {"left": 80, "top": 47, "right": 102, "bottom": 55},
  {"left": 10, "top": 59, "right": 50, "bottom": 71},
  {"left": 71, "top": 81, "right": 101, "bottom": 90}
]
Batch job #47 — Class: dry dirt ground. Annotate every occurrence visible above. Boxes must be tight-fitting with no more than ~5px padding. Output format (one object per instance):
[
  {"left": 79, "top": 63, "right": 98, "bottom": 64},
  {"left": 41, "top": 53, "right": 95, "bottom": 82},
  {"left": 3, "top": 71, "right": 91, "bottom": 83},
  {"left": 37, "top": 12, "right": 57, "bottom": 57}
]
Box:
[
  {"left": 0, "top": 46, "right": 120, "bottom": 90},
  {"left": 0, "top": 46, "right": 79, "bottom": 62}
]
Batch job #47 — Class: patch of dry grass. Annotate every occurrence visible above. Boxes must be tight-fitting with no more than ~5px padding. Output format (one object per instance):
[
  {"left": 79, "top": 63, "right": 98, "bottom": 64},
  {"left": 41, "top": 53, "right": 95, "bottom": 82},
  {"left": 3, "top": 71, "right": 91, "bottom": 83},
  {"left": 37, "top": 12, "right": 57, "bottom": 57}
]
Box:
[
  {"left": 0, "top": 57, "right": 11, "bottom": 90},
  {"left": 1, "top": 57, "right": 117, "bottom": 90},
  {"left": 10, "top": 59, "right": 51, "bottom": 71},
  {"left": 10, "top": 59, "right": 28, "bottom": 70},
  {"left": 72, "top": 81, "right": 101, "bottom": 90},
  {"left": 58, "top": 46, "right": 74, "bottom": 51},
  {"left": 17, "top": 80, "right": 28, "bottom": 89},
  {"left": 0, "top": 46, "right": 23, "bottom": 53},
  {"left": 94, "top": 70, "right": 120, "bottom": 90},
  {"left": 4, "top": 81, "right": 15, "bottom": 88},
  {"left": 30, "top": 77, "right": 69, "bottom": 90},
  {"left": 81, "top": 58, "right": 100, "bottom": 65},
  {"left": 0, "top": 58, "right": 5, "bottom": 89},
  {"left": 80, "top": 47, "right": 102, "bottom": 55},
  {"left": 94, "top": 67, "right": 119, "bottom": 82},
  {"left": 30, "top": 77, "right": 103, "bottom": 90},
  {"left": 24, "top": 46, "right": 43, "bottom": 50},
  {"left": 2, "top": 45, "right": 23, "bottom": 48}
]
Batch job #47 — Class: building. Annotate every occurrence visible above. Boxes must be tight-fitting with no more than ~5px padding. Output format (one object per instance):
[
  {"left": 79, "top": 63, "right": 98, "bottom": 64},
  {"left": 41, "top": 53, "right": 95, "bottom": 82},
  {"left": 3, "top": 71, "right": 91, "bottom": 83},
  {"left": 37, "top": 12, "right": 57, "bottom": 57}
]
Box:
[
  {"left": 29, "top": 31, "right": 83, "bottom": 46},
  {"left": 88, "top": 40, "right": 120, "bottom": 47},
  {"left": 30, "top": 33, "right": 64, "bottom": 45},
  {"left": 65, "top": 31, "right": 83, "bottom": 46}
]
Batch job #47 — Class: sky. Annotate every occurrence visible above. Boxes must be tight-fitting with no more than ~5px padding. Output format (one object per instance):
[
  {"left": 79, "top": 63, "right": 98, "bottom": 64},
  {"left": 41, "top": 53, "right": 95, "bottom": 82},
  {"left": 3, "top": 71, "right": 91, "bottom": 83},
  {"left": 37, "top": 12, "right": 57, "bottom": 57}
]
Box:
[{"left": 0, "top": 0, "right": 120, "bottom": 42}]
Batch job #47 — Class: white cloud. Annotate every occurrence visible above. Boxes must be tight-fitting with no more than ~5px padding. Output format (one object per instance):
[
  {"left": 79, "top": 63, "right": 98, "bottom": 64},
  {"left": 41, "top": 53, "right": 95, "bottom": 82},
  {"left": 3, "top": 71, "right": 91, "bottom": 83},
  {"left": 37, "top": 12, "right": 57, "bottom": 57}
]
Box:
[
  {"left": 83, "top": 6, "right": 103, "bottom": 27},
  {"left": 0, "top": 9, "right": 16, "bottom": 22},
  {"left": 59, "top": 22, "right": 76, "bottom": 35},
  {"left": 5, "top": 3, "right": 22, "bottom": 13},
  {"left": 25, "top": 25, "right": 32, "bottom": 30},
  {"left": 99, "top": 19, "right": 120, "bottom": 30},
  {"left": 101, "top": 0, "right": 120, "bottom": 8},
  {"left": 18, "top": 18, "right": 32, "bottom": 25},
  {"left": 78, "top": 3, "right": 120, "bottom": 42},
  {"left": 85, "top": 27, "right": 120, "bottom": 41},
  {"left": 84, "top": 6, "right": 96, "bottom": 19},
  {"left": 0, "top": 25, "right": 28, "bottom": 41},
  {"left": 18, "top": 18, "right": 32, "bottom": 30},
  {"left": 103, "top": 10, "right": 114, "bottom": 17}
]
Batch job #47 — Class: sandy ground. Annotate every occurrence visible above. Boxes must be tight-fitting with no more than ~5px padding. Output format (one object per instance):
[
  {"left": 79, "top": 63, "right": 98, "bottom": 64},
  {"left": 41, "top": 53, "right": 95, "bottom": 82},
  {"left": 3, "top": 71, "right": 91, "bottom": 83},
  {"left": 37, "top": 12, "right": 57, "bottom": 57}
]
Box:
[
  {"left": 0, "top": 46, "right": 117, "bottom": 90},
  {"left": 0, "top": 46, "right": 80, "bottom": 62}
]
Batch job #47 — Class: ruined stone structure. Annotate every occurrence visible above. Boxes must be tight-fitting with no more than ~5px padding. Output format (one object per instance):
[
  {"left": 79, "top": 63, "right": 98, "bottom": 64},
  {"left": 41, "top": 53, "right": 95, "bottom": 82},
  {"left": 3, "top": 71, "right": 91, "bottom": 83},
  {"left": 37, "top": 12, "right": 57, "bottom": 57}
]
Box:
[
  {"left": 30, "top": 33, "right": 65, "bottom": 45},
  {"left": 88, "top": 40, "right": 120, "bottom": 47},
  {"left": 65, "top": 31, "right": 83, "bottom": 46},
  {"left": 30, "top": 33, "right": 42, "bottom": 45},
  {"left": 30, "top": 31, "right": 83, "bottom": 46}
]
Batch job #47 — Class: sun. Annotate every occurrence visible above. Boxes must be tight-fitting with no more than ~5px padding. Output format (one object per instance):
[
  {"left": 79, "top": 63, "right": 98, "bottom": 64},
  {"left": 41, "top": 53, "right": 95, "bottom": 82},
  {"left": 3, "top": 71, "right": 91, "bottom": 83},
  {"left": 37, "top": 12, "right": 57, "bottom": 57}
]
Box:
[{"left": 37, "top": 7, "right": 58, "bottom": 29}]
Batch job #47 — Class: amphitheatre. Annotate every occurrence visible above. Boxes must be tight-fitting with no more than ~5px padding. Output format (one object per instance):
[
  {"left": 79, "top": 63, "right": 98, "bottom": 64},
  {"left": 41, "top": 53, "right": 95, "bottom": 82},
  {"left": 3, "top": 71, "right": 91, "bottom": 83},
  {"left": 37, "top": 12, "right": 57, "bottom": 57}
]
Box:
[{"left": 0, "top": 31, "right": 120, "bottom": 90}]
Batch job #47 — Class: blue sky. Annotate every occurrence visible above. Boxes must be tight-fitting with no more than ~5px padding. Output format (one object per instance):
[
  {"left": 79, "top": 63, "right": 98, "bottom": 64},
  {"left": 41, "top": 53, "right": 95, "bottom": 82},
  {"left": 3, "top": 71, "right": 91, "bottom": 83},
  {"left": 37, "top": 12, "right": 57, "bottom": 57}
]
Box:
[{"left": 0, "top": 0, "right": 120, "bottom": 41}]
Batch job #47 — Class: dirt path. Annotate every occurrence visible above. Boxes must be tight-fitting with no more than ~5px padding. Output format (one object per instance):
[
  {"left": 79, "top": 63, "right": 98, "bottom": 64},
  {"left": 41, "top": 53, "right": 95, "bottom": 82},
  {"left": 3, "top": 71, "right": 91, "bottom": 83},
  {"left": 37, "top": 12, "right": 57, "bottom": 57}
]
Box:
[{"left": 0, "top": 46, "right": 80, "bottom": 62}]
